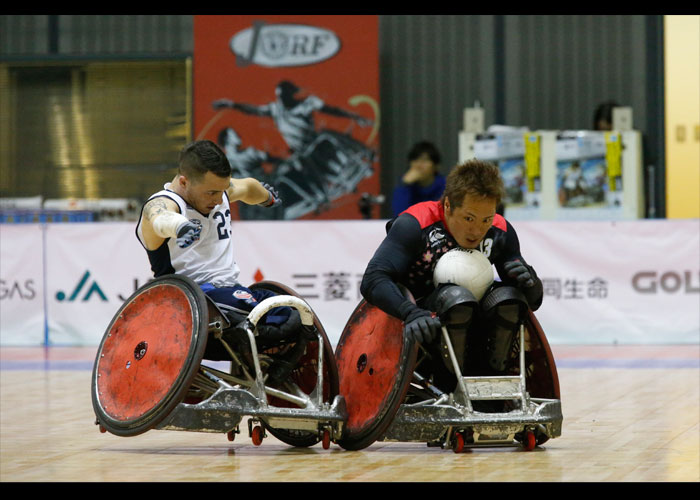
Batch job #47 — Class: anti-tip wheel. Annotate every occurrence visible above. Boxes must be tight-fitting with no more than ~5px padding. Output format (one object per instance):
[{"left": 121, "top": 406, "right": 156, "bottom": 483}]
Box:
[
  {"left": 523, "top": 430, "right": 536, "bottom": 451},
  {"left": 251, "top": 425, "right": 264, "bottom": 446},
  {"left": 452, "top": 432, "right": 465, "bottom": 453}
]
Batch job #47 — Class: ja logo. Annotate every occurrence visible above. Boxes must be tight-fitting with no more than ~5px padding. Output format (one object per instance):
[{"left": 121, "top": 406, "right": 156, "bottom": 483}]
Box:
[{"left": 56, "top": 270, "right": 107, "bottom": 302}]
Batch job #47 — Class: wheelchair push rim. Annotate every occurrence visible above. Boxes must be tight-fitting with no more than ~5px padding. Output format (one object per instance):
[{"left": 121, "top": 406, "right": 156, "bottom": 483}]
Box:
[{"left": 91, "top": 274, "right": 209, "bottom": 437}]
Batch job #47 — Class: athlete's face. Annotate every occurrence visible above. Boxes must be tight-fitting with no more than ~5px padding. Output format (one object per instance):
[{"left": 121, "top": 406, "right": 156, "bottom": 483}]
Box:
[
  {"left": 179, "top": 171, "right": 230, "bottom": 215},
  {"left": 443, "top": 194, "right": 498, "bottom": 249}
]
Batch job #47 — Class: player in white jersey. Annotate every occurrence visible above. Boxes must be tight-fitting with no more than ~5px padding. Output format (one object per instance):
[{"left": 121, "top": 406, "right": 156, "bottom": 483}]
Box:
[{"left": 136, "top": 140, "right": 298, "bottom": 338}]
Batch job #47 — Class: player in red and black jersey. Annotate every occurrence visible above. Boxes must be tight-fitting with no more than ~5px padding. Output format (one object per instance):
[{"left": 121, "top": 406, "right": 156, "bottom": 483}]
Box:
[{"left": 360, "top": 159, "right": 543, "bottom": 388}]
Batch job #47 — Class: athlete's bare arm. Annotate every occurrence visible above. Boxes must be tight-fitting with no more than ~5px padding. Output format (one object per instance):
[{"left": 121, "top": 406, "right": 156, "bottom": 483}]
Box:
[
  {"left": 227, "top": 178, "right": 274, "bottom": 206},
  {"left": 140, "top": 196, "right": 182, "bottom": 250}
]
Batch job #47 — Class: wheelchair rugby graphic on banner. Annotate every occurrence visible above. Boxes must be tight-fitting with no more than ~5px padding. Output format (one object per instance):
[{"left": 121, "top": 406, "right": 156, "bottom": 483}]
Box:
[
  {"left": 209, "top": 81, "right": 378, "bottom": 220},
  {"left": 194, "top": 16, "right": 381, "bottom": 221}
]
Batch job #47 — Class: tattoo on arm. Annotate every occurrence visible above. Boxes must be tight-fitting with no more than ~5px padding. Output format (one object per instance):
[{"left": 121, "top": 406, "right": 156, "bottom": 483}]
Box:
[{"left": 144, "top": 198, "right": 171, "bottom": 222}]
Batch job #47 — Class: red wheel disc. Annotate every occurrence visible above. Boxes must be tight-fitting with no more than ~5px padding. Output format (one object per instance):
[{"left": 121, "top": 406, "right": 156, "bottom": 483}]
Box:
[
  {"left": 97, "top": 284, "right": 193, "bottom": 420},
  {"left": 91, "top": 275, "right": 209, "bottom": 437},
  {"left": 522, "top": 311, "right": 561, "bottom": 400},
  {"left": 335, "top": 299, "right": 418, "bottom": 450}
]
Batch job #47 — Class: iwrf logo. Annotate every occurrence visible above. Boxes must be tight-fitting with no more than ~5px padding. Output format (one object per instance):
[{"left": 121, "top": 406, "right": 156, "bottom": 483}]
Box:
[
  {"left": 230, "top": 22, "right": 340, "bottom": 68},
  {"left": 56, "top": 270, "right": 107, "bottom": 302}
]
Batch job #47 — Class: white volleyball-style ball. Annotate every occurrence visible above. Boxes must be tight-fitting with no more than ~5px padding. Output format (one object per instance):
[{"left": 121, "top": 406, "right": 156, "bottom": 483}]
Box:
[{"left": 433, "top": 248, "right": 494, "bottom": 300}]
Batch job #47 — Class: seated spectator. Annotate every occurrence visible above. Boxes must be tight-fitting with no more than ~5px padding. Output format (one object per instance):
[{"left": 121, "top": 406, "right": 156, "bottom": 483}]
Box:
[{"left": 392, "top": 141, "right": 446, "bottom": 217}]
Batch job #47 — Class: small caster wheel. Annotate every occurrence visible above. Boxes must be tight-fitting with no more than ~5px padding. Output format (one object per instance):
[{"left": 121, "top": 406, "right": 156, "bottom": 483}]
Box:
[
  {"left": 251, "top": 425, "right": 264, "bottom": 446},
  {"left": 535, "top": 427, "right": 550, "bottom": 446},
  {"left": 99, "top": 425, "right": 107, "bottom": 434},
  {"left": 523, "top": 430, "right": 536, "bottom": 451},
  {"left": 322, "top": 429, "right": 331, "bottom": 450},
  {"left": 227, "top": 430, "right": 236, "bottom": 442},
  {"left": 452, "top": 432, "right": 465, "bottom": 453}
]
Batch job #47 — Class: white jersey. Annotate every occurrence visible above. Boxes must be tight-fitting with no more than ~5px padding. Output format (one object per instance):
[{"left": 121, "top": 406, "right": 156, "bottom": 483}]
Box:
[{"left": 136, "top": 184, "right": 241, "bottom": 287}]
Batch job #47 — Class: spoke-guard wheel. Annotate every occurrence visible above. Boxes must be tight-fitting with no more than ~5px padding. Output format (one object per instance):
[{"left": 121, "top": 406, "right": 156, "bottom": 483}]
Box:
[
  {"left": 91, "top": 274, "right": 209, "bottom": 437},
  {"left": 505, "top": 311, "right": 561, "bottom": 400},
  {"left": 335, "top": 299, "right": 418, "bottom": 451}
]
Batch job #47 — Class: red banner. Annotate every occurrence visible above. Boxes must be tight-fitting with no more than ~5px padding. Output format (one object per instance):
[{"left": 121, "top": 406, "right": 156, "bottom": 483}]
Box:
[{"left": 193, "top": 15, "right": 380, "bottom": 220}]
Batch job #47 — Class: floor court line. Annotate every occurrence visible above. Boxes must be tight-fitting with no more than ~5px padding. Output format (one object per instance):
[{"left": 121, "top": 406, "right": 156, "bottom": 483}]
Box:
[{"left": 2, "top": 345, "right": 698, "bottom": 370}]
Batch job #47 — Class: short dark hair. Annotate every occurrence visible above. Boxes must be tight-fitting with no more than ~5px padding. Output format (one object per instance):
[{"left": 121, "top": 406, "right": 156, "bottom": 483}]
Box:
[
  {"left": 178, "top": 140, "right": 231, "bottom": 181},
  {"left": 441, "top": 159, "right": 504, "bottom": 208},
  {"left": 408, "top": 141, "right": 441, "bottom": 167}
]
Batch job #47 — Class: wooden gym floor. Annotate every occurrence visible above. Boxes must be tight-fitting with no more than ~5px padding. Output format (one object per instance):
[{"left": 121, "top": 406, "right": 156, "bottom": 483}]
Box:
[{"left": 1, "top": 344, "right": 698, "bottom": 482}]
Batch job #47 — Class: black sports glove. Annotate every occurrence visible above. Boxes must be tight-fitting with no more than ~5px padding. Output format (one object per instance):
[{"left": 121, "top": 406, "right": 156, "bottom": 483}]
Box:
[
  {"left": 258, "top": 182, "right": 282, "bottom": 208},
  {"left": 403, "top": 308, "right": 442, "bottom": 345},
  {"left": 503, "top": 259, "right": 535, "bottom": 288},
  {"left": 175, "top": 220, "right": 202, "bottom": 248}
]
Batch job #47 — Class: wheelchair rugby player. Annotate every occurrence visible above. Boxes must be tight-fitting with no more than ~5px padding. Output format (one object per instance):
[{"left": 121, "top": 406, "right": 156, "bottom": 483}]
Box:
[{"left": 91, "top": 140, "right": 345, "bottom": 448}]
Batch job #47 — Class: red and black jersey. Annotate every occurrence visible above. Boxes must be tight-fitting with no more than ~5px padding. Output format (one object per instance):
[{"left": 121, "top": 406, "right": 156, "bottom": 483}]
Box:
[{"left": 360, "top": 200, "right": 542, "bottom": 321}]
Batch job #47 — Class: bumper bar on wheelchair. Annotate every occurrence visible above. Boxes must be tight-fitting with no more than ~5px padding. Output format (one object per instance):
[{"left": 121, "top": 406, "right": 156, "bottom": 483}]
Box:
[
  {"left": 379, "top": 398, "right": 562, "bottom": 444},
  {"left": 156, "top": 295, "right": 347, "bottom": 437},
  {"left": 378, "top": 323, "right": 563, "bottom": 447},
  {"left": 155, "top": 387, "right": 347, "bottom": 435}
]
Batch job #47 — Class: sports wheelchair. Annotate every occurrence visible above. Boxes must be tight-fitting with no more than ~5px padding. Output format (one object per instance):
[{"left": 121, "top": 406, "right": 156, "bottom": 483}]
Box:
[
  {"left": 91, "top": 274, "right": 346, "bottom": 448},
  {"left": 334, "top": 288, "right": 563, "bottom": 452}
]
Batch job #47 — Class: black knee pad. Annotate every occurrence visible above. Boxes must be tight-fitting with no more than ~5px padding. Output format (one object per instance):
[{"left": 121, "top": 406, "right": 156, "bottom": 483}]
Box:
[
  {"left": 425, "top": 285, "right": 479, "bottom": 375},
  {"left": 430, "top": 284, "right": 478, "bottom": 324},
  {"left": 481, "top": 286, "right": 529, "bottom": 373},
  {"left": 482, "top": 286, "right": 529, "bottom": 322}
]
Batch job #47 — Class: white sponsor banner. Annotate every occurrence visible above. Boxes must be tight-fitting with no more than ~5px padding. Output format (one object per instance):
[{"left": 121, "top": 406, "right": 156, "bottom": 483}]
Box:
[
  {"left": 513, "top": 220, "right": 700, "bottom": 344},
  {"left": 44, "top": 223, "right": 152, "bottom": 345},
  {"left": 1, "top": 219, "right": 698, "bottom": 346},
  {"left": 232, "top": 219, "right": 700, "bottom": 346},
  {"left": 0, "top": 224, "right": 45, "bottom": 345},
  {"left": 232, "top": 220, "right": 388, "bottom": 346}
]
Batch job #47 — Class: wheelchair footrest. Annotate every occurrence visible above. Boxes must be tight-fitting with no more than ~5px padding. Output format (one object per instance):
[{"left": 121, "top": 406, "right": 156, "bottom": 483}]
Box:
[
  {"left": 154, "top": 388, "right": 347, "bottom": 434},
  {"left": 379, "top": 398, "right": 563, "bottom": 444},
  {"left": 461, "top": 376, "right": 524, "bottom": 400}
]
